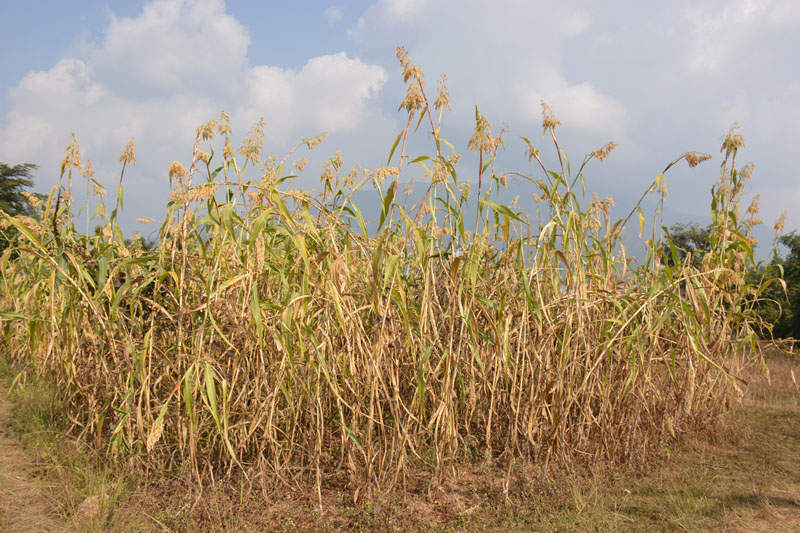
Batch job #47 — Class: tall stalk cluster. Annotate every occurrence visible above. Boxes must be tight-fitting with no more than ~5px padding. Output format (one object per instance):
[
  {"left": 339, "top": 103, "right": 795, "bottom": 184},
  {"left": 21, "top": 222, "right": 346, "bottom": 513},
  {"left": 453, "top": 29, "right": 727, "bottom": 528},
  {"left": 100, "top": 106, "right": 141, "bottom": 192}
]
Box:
[{"left": 0, "top": 49, "right": 770, "bottom": 496}]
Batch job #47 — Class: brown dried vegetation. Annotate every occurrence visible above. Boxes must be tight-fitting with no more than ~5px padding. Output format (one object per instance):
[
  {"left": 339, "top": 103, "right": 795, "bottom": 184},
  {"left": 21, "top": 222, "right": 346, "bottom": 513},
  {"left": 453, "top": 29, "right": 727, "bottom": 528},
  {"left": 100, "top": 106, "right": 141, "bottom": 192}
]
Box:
[{"left": 0, "top": 50, "right": 776, "bottom": 510}]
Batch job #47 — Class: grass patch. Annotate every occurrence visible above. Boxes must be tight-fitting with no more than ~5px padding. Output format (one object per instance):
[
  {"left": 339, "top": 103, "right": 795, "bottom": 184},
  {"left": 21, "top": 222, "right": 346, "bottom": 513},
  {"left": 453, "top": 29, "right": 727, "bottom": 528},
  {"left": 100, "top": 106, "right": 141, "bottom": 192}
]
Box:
[{"left": 0, "top": 357, "right": 150, "bottom": 531}]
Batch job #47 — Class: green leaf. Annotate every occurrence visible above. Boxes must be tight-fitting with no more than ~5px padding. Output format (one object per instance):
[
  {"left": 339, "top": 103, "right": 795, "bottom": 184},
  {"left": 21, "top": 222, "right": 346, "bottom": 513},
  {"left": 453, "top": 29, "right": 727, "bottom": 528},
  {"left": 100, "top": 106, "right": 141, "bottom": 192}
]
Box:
[
  {"left": 637, "top": 207, "right": 645, "bottom": 238},
  {"left": 378, "top": 181, "right": 397, "bottom": 232},
  {"left": 0, "top": 311, "right": 29, "bottom": 320},
  {"left": 205, "top": 362, "right": 220, "bottom": 431},
  {"left": 210, "top": 166, "right": 223, "bottom": 181},
  {"left": 480, "top": 198, "right": 525, "bottom": 224},
  {"left": 348, "top": 200, "right": 369, "bottom": 238},
  {"left": 97, "top": 255, "right": 108, "bottom": 291},
  {"left": 1, "top": 212, "right": 43, "bottom": 249},
  {"left": 387, "top": 131, "right": 404, "bottom": 166},
  {"left": 414, "top": 106, "right": 428, "bottom": 133},
  {"left": 346, "top": 425, "right": 366, "bottom": 459},
  {"left": 251, "top": 284, "right": 264, "bottom": 336},
  {"left": 182, "top": 366, "right": 195, "bottom": 420},
  {"left": 383, "top": 253, "right": 400, "bottom": 288}
]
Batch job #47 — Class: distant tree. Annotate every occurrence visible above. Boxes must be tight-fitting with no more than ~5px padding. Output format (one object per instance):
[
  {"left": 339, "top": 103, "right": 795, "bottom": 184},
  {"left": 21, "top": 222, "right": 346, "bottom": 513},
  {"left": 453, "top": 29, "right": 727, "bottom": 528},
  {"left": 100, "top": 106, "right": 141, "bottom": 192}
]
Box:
[
  {"left": 0, "top": 162, "right": 40, "bottom": 217},
  {"left": 0, "top": 162, "right": 43, "bottom": 251},
  {"left": 664, "top": 222, "right": 711, "bottom": 266},
  {"left": 667, "top": 221, "right": 800, "bottom": 339},
  {"left": 756, "top": 232, "right": 800, "bottom": 339}
]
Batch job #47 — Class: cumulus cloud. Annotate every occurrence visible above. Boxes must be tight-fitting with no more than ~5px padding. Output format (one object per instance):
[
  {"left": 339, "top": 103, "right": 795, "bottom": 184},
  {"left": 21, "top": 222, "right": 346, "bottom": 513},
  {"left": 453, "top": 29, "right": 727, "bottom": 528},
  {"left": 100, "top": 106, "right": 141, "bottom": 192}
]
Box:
[
  {"left": 242, "top": 53, "right": 386, "bottom": 142},
  {"left": 0, "top": 0, "right": 388, "bottom": 229},
  {"left": 91, "top": 0, "right": 250, "bottom": 99},
  {"left": 351, "top": 0, "right": 626, "bottom": 140},
  {"left": 378, "top": 0, "right": 430, "bottom": 20},
  {"left": 324, "top": 6, "right": 343, "bottom": 26},
  {"left": 684, "top": 0, "right": 800, "bottom": 73},
  {"left": 684, "top": 0, "right": 766, "bottom": 72},
  {"left": 515, "top": 75, "right": 627, "bottom": 137},
  {"left": 0, "top": 57, "right": 215, "bottom": 176}
]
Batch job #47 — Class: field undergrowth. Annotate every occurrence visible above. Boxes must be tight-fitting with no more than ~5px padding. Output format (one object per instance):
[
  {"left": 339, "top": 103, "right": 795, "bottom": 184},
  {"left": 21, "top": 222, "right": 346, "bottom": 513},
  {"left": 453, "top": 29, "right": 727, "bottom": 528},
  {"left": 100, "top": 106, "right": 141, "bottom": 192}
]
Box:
[{"left": 0, "top": 48, "right": 777, "bottom": 505}]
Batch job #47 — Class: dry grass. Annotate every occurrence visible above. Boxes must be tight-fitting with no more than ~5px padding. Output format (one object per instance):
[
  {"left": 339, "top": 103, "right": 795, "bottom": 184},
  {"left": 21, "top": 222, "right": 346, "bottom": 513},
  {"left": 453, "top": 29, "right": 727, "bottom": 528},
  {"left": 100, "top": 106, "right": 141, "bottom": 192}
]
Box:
[{"left": 0, "top": 48, "right": 776, "bottom": 509}]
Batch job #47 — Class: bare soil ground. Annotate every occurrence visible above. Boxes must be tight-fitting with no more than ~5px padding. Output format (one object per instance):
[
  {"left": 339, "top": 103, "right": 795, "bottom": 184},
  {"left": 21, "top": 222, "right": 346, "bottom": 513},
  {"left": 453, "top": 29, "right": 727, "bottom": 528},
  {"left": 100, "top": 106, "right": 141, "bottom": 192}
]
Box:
[
  {"left": 0, "top": 349, "right": 798, "bottom": 532},
  {"left": 0, "top": 393, "right": 66, "bottom": 532}
]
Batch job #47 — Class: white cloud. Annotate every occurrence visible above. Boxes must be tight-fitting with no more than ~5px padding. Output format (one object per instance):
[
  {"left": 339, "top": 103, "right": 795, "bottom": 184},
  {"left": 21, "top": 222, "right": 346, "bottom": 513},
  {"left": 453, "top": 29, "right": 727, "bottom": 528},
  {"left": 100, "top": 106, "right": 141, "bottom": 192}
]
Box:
[
  {"left": 242, "top": 53, "right": 387, "bottom": 142},
  {"left": 557, "top": 8, "right": 591, "bottom": 36},
  {"left": 684, "top": 0, "right": 764, "bottom": 72},
  {"left": 324, "top": 6, "right": 343, "bottom": 26},
  {"left": 378, "top": 0, "right": 430, "bottom": 20},
  {"left": 351, "top": 0, "right": 624, "bottom": 138},
  {"left": 0, "top": 0, "right": 388, "bottom": 229},
  {"left": 718, "top": 89, "right": 751, "bottom": 132},
  {"left": 92, "top": 0, "right": 250, "bottom": 99},
  {"left": 515, "top": 74, "right": 627, "bottom": 137},
  {"left": 683, "top": 0, "right": 800, "bottom": 73}
]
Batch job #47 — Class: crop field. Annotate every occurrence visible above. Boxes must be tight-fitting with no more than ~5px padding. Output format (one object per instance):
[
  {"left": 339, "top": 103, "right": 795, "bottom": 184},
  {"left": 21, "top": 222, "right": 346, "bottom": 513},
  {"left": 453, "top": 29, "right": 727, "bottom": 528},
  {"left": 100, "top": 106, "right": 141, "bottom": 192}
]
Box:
[{"left": 0, "top": 49, "right": 775, "bottom": 511}]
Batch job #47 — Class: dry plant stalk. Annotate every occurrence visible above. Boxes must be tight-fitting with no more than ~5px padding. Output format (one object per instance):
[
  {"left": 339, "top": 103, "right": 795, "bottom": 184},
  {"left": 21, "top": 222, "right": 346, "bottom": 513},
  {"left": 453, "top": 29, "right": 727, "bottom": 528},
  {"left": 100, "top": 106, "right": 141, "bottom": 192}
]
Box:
[{"left": 0, "top": 49, "right": 771, "bottom": 499}]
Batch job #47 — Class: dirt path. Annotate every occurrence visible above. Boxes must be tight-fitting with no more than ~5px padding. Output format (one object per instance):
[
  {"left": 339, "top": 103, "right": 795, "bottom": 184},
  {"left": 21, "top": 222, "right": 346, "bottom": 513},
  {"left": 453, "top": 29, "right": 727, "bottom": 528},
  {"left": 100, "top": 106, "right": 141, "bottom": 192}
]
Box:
[{"left": 0, "top": 393, "right": 67, "bottom": 533}]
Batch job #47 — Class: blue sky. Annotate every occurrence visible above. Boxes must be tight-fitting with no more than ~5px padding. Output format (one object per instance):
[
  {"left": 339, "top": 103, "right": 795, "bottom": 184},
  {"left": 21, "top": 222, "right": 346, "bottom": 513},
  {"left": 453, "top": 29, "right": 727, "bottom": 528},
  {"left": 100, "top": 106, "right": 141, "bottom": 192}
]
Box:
[{"left": 1, "top": 0, "right": 798, "bottom": 253}]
